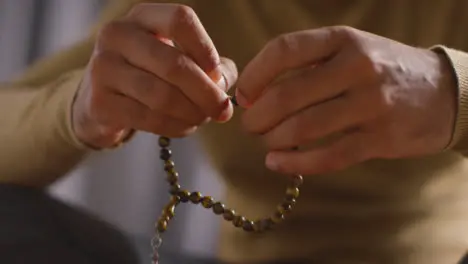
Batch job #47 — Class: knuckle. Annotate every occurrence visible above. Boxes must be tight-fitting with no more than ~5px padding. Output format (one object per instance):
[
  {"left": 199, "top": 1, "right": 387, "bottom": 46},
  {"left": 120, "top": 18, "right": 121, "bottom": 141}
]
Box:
[
  {"left": 89, "top": 51, "right": 115, "bottom": 82},
  {"left": 98, "top": 21, "right": 125, "bottom": 45},
  {"left": 270, "top": 33, "right": 299, "bottom": 55},
  {"left": 170, "top": 5, "right": 197, "bottom": 31},
  {"left": 163, "top": 54, "right": 191, "bottom": 79},
  {"left": 329, "top": 25, "right": 359, "bottom": 41}
]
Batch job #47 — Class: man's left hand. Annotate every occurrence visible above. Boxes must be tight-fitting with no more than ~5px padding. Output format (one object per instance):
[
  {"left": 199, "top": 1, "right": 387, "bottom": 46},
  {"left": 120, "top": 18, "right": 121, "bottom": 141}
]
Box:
[{"left": 236, "top": 26, "right": 457, "bottom": 175}]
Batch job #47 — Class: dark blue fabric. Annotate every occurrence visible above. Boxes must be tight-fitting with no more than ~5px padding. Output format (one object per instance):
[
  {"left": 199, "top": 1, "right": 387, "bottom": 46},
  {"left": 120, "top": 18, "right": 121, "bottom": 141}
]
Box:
[{"left": 0, "top": 184, "right": 138, "bottom": 264}]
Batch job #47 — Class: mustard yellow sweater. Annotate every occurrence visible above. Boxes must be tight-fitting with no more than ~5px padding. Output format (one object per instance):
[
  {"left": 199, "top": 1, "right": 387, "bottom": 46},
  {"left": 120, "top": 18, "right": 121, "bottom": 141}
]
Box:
[{"left": 2, "top": 1, "right": 468, "bottom": 263}]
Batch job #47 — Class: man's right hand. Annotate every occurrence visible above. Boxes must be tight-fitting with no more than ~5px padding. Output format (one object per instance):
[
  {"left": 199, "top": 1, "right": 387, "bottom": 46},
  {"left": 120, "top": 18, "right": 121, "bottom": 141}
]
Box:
[{"left": 72, "top": 3, "right": 237, "bottom": 149}]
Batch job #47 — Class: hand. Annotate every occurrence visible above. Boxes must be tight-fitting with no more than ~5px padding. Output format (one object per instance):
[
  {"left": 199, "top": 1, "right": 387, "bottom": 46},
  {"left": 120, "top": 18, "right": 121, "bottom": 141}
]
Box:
[
  {"left": 236, "top": 26, "right": 457, "bottom": 175},
  {"left": 73, "top": 3, "right": 237, "bottom": 148}
]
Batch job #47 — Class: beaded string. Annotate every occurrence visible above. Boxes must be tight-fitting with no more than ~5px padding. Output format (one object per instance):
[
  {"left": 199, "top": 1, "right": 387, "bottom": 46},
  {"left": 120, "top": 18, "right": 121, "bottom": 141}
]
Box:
[{"left": 151, "top": 96, "right": 304, "bottom": 264}]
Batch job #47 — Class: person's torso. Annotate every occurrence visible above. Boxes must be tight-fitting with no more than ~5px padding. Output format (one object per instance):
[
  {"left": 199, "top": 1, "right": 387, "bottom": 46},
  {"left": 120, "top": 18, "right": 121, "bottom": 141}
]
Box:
[{"left": 184, "top": 1, "right": 468, "bottom": 263}]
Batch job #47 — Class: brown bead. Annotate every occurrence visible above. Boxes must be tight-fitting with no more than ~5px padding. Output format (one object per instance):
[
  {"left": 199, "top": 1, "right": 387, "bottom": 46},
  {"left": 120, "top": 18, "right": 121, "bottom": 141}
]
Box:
[
  {"left": 178, "top": 190, "right": 190, "bottom": 203},
  {"left": 201, "top": 196, "right": 214, "bottom": 208},
  {"left": 223, "top": 209, "right": 235, "bottom": 221},
  {"left": 157, "top": 219, "right": 167, "bottom": 233},
  {"left": 164, "top": 205, "right": 175, "bottom": 219},
  {"left": 158, "top": 137, "right": 171, "bottom": 148},
  {"left": 277, "top": 203, "right": 292, "bottom": 215},
  {"left": 291, "top": 175, "right": 304, "bottom": 187},
  {"left": 160, "top": 214, "right": 171, "bottom": 223},
  {"left": 169, "top": 184, "right": 181, "bottom": 195},
  {"left": 271, "top": 212, "right": 285, "bottom": 224},
  {"left": 286, "top": 187, "right": 300, "bottom": 199},
  {"left": 166, "top": 170, "right": 179, "bottom": 184},
  {"left": 232, "top": 215, "right": 245, "bottom": 228},
  {"left": 165, "top": 167, "right": 176, "bottom": 174},
  {"left": 254, "top": 219, "right": 274, "bottom": 232},
  {"left": 242, "top": 220, "right": 254, "bottom": 232},
  {"left": 164, "top": 160, "right": 175, "bottom": 171},
  {"left": 212, "top": 202, "right": 225, "bottom": 215},
  {"left": 284, "top": 198, "right": 296, "bottom": 206},
  {"left": 160, "top": 148, "right": 172, "bottom": 161},
  {"left": 170, "top": 195, "right": 180, "bottom": 204},
  {"left": 189, "top": 192, "right": 202, "bottom": 204}
]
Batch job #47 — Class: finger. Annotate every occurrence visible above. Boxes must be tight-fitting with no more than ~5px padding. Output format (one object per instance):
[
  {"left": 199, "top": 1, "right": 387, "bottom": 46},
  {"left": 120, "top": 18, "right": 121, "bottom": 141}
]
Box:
[
  {"left": 260, "top": 89, "right": 381, "bottom": 150},
  {"left": 92, "top": 51, "right": 207, "bottom": 126},
  {"left": 218, "top": 57, "right": 238, "bottom": 93},
  {"left": 236, "top": 27, "right": 347, "bottom": 106},
  {"left": 126, "top": 3, "right": 222, "bottom": 79},
  {"left": 95, "top": 91, "right": 197, "bottom": 138},
  {"left": 265, "top": 131, "right": 375, "bottom": 175},
  {"left": 242, "top": 55, "right": 356, "bottom": 134},
  {"left": 98, "top": 22, "right": 232, "bottom": 122}
]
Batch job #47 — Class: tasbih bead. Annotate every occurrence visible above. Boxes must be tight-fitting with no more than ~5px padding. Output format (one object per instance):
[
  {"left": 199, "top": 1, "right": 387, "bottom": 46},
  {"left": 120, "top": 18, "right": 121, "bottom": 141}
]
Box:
[
  {"left": 170, "top": 195, "right": 180, "bottom": 204},
  {"left": 212, "top": 202, "right": 225, "bottom": 215},
  {"left": 232, "top": 215, "right": 246, "bottom": 228},
  {"left": 201, "top": 196, "right": 214, "bottom": 208},
  {"left": 178, "top": 190, "right": 190, "bottom": 203},
  {"left": 163, "top": 205, "right": 176, "bottom": 219},
  {"left": 160, "top": 149, "right": 172, "bottom": 161},
  {"left": 254, "top": 219, "right": 274, "bottom": 232},
  {"left": 158, "top": 137, "right": 171, "bottom": 148},
  {"left": 242, "top": 220, "right": 255, "bottom": 232},
  {"left": 286, "top": 187, "right": 300, "bottom": 200},
  {"left": 165, "top": 166, "right": 177, "bottom": 175},
  {"left": 169, "top": 184, "right": 181, "bottom": 195},
  {"left": 223, "top": 209, "right": 236, "bottom": 221},
  {"left": 277, "top": 203, "right": 292, "bottom": 215},
  {"left": 189, "top": 192, "right": 202, "bottom": 204},
  {"left": 166, "top": 171, "right": 179, "bottom": 185},
  {"left": 291, "top": 175, "right": 304, "bottom": 187},
  {"left": 152, "top": 98, "right": 304, "bottom": 262},
  {"left": 164, "top": 160, "right": 175, "bottom": 171},
  {"left": 157, "top": 219, "right": 168, "bottom": 233},
  {"left": 285, "top": 198, "right": 296, "bottom": 207},
  {"left": 271, "top": 212, "right": 285, "bottom": 224}
]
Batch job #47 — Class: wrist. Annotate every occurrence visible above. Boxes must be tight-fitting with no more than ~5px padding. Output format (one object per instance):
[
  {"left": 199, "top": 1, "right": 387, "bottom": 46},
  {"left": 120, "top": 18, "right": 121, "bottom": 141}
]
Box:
[{"left": 72, "top": 77, "right": 134, "bottom": 150}]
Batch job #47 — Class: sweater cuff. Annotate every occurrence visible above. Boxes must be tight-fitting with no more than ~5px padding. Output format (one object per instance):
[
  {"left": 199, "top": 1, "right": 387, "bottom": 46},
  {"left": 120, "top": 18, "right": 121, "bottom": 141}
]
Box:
[{"left": 431, "top": 45, "right": 468, "bottom": 152}]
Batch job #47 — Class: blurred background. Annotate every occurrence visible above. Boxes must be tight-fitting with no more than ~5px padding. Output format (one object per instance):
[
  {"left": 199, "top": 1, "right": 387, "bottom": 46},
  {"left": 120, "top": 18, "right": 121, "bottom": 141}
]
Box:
[{"left": 0, "top": 0, "right": 225, "bottom": 262}]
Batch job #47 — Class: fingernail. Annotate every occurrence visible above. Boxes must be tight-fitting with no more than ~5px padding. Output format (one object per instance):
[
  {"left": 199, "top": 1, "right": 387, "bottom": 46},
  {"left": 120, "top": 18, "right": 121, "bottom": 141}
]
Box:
[
  {"left": 235, "top": 89, "right": 250, "bottom": 108},
  {"left": 216, "top": 97, "right": 233, "bottom": 123},
  {"left": 208, "top": 66, "right": 223, "bottom": 83},
  {"left": 265, "top": 153, "right": 279, "bottom": 171},
  {"left": 216, "top": 73, "right": 227, "bottom": 91}
]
